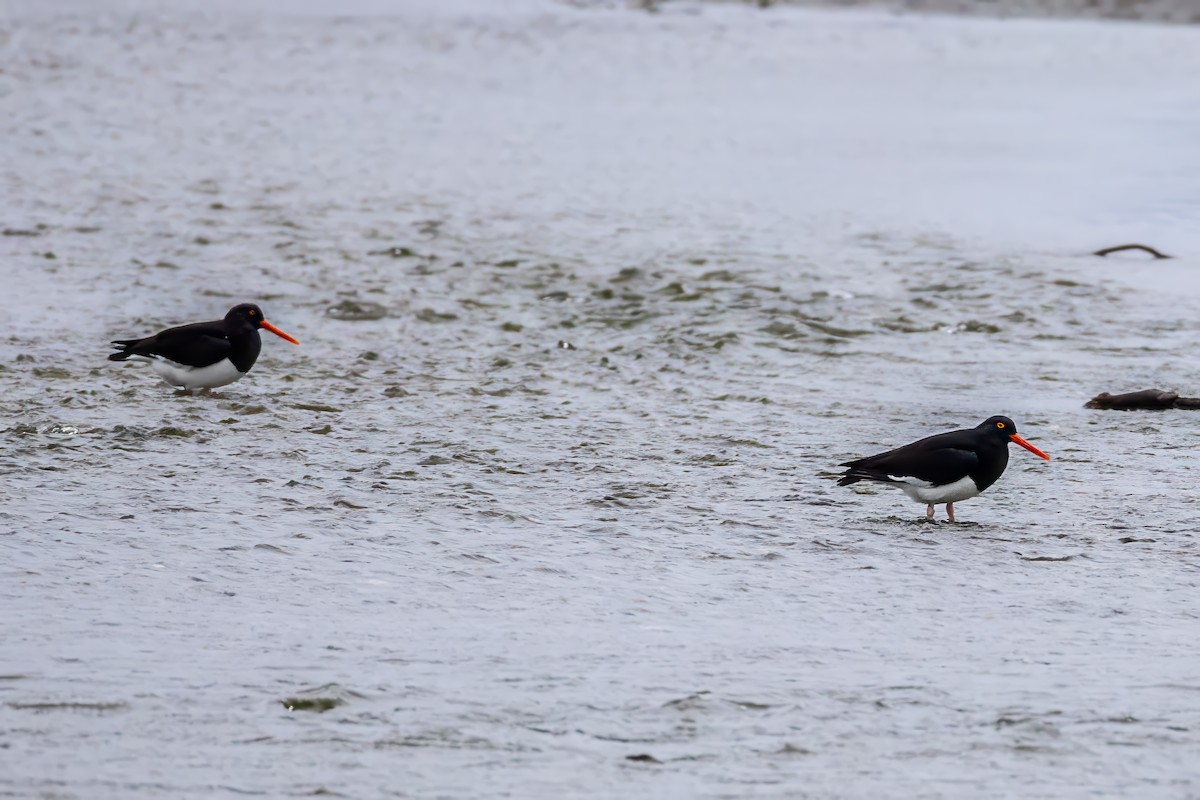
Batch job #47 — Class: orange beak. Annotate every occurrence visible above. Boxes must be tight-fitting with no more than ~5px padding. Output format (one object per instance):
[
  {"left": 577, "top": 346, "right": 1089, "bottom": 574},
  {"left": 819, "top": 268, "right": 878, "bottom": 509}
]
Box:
[
  {"left": 1010, "top": 433, "right": 1050, "bottom": 460},
  {"left": 261, "top": 320, "right": 300, "bottom": 345}
]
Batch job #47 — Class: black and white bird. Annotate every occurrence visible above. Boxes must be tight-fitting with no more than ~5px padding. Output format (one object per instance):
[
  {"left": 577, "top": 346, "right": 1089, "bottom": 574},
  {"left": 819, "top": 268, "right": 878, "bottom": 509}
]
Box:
[
  {"left": 108, "top": 303, "right": 299, "bottom": 392},
  {"left": 836, "top": 416, "right": 1050, "bottom": 522}
]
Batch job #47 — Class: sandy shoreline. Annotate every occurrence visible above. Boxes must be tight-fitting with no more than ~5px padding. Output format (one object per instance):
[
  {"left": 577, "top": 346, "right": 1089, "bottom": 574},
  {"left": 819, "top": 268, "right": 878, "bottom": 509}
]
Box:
[{"left": 636, "top": 0, "right": 1200, "bottom": 24}]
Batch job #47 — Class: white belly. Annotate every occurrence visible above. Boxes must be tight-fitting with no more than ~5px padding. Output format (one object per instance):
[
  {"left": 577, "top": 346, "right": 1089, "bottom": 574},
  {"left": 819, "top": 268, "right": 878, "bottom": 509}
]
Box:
[
  {"left": 145, "top": 357, "right": 245, "bottom": 390},
  {"left": 894, "top": 474, "right": 981, "bottom": 505}
]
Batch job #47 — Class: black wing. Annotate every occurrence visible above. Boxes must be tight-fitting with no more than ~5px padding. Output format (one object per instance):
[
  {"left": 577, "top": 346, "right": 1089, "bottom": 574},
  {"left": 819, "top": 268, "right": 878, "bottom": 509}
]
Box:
[
  {"left": 838, "top": 430, "right": 980, "bottom": 487},
  {"left": 109, "top": 320, "right": 231, "bottom": 368}
]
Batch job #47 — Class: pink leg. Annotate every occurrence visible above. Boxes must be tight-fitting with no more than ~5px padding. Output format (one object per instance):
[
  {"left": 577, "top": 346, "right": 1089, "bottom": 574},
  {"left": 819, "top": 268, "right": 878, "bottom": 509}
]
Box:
[
  {"left": 946, "top": 502, "right": 956, "bottom": 523},
  {"left": 925, "top": 504, "right": 935, "bottom": 521}
]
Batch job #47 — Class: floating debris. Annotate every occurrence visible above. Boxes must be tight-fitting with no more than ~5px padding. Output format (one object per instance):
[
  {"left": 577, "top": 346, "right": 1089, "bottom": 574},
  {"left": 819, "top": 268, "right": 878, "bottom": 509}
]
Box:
[
  {"left": 1093, "top": 243, "right": 1172, "bottom": 259},
  {"left": 281, "top": 697, "right": 343, "bottom": 713},
  {"left": 1085, "top": 388, "right": 1200, "bottom": 410}
]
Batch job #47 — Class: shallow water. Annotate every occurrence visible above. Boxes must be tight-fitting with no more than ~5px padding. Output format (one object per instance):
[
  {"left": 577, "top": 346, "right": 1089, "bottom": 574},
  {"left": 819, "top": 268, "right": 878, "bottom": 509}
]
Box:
[{"left": 2, "top": 1, "right": 1200, "bottom": 797}]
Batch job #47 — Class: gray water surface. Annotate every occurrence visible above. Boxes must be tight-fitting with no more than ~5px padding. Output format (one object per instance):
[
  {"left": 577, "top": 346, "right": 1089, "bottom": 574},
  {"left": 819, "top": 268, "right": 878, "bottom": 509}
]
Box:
[{"left": 3, "top": 1, "right": 1200, "bottom": 797}]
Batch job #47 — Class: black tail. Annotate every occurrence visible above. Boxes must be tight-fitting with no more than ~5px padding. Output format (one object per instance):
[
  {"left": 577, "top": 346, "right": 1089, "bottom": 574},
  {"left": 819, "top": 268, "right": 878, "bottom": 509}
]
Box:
[
  {"left": 837, "top": 468, "right": 898, "bottom": 487},
  {"left": 108, "top": 339, "right": 141, "bottom": 361}
]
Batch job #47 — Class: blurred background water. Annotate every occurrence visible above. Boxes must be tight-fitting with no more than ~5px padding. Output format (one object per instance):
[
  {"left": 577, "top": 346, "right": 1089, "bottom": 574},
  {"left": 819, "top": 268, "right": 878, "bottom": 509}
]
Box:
[
  {"left": 679, "top": 0, "right": 1200, "bottom": 24},
  {"left": 2, "top": 0, "right": 1199, "bottom": 796}
]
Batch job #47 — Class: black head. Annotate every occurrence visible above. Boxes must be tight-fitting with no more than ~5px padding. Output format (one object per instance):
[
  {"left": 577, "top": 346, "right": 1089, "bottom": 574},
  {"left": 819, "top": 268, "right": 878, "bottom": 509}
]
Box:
[
  {"left": 978, "top": 415, "right": 1050, "bottom": 460},
  {"left": 225, "top": 303, "right": 266, "bottom": 329},
  {"left": 223, "top": 303, "right": 301, "bottom": 345},
  {"left": 979, "top": 415, "right": 1018, "bottom": 438}
]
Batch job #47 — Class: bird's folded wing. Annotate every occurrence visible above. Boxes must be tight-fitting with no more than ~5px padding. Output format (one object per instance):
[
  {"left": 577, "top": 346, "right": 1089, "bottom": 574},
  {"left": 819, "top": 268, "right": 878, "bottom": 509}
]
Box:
[
  {"left": 138, "top": 325, "right": 232, "bottom": 367},
  {"left": 854, "top": 446, "right": 979, "bottom": 486}
]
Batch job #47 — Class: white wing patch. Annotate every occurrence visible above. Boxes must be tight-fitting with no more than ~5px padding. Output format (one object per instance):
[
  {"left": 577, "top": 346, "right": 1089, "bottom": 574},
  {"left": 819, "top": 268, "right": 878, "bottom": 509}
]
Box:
[{"left": 888, "top": 475, "right": 933, "bottom": 488}]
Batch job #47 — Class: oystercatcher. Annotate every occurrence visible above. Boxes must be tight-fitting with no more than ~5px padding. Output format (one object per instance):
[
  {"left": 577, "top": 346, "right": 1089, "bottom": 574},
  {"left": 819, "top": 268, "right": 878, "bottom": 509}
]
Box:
[
  {"left": 836, "top": 416, "right": 1049, "bottom": 522},
  {"left": 108, "top": 303, "right": 299, "bottom": 392}
]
